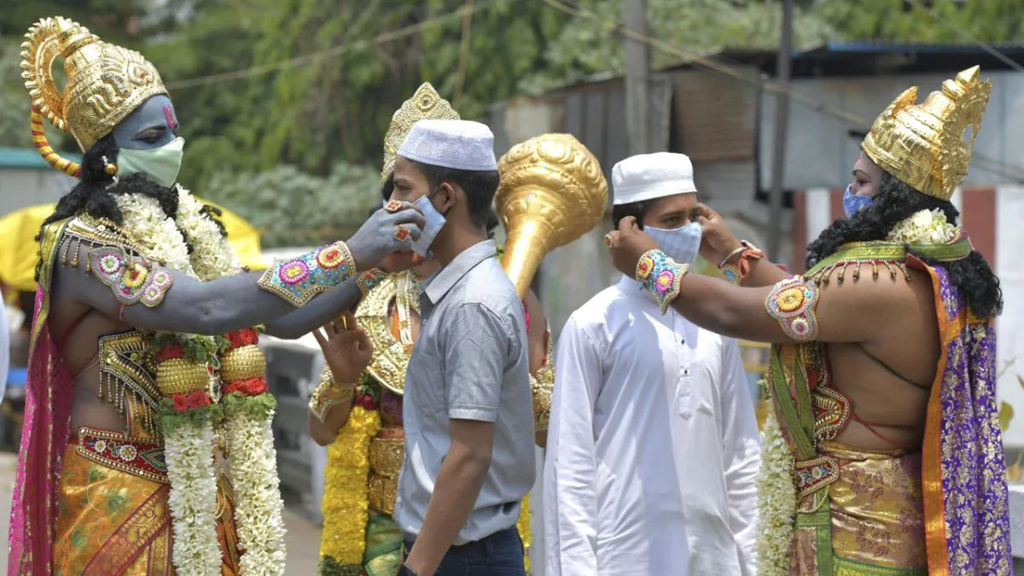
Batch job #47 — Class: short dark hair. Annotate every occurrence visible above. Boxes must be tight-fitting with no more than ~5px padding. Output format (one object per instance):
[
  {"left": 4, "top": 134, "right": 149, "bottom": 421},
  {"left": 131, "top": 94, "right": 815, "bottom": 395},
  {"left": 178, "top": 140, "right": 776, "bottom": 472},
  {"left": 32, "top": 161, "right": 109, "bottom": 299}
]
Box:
[
  {"left": 409, "top": 160, "right": 499, "bottom": 230},
  {"left": 610, "top": 199, "right": 657, "bottom": 230}
]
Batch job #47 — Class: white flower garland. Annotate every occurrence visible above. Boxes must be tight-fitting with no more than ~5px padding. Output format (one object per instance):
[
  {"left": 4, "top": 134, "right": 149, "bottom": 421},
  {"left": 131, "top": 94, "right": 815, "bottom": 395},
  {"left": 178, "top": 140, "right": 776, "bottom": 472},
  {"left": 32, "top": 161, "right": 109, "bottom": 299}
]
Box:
[
  {"left": 756, "top": 404, "right": 797, "bottom": 576},
  {"left": 114, "top": 186, "right": 286, "bottom": 575},
  {"left": 887, "top": 208, "right": 960, "bottom": 245},
  {"left": 224, "top": 410, "right": 287, "bottom": 575},
  {"left": 164, "top": 417, "right": 222, "bottom": 576}
]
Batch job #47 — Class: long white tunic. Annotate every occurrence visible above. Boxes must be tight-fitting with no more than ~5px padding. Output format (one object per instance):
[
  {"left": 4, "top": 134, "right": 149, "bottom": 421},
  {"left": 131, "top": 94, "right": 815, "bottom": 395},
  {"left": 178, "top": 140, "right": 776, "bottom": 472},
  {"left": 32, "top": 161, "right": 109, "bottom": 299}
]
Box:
[{"left": 542, "top": 276, "right": 761, "bottom": 576}]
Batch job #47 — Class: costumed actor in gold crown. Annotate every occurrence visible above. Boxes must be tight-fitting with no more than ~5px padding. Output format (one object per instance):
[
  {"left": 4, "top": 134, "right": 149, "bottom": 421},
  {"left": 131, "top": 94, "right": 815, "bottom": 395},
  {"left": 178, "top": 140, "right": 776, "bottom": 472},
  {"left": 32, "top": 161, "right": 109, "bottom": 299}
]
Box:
[
  {"left": 10, "top": 16, "right": 428, "bottom": 576},
  {"left": 605, "top": 66, "right": 1008, "bottom": 575},
  {"left": 307, "top": 83, "right": 561, "bottom": 576}
]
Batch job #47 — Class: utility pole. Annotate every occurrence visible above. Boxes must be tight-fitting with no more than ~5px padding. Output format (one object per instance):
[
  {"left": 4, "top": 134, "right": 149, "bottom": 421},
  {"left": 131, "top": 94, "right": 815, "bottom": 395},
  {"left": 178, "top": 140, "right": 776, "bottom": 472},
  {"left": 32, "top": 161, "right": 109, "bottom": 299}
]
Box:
[
  {"left": 767, "top": 0, "right": 793, "bottom": 261},
  {"left": 623, "top": 0, "right": 650, "bottom": 155}
]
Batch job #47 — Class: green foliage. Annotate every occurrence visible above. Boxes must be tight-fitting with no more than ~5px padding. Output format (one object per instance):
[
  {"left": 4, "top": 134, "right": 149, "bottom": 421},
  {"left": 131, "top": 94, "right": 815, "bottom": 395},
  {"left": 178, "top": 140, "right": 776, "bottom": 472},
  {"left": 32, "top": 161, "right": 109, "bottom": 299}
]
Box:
[
  {"left": 204, "top": 163, "right": 382, "bottom": 248},
  {"left": 532, "top": 0, "right": 833, "bottom": 89},
  {"left": 815, "top": 0, "right": 1024, "bottom": 43}
]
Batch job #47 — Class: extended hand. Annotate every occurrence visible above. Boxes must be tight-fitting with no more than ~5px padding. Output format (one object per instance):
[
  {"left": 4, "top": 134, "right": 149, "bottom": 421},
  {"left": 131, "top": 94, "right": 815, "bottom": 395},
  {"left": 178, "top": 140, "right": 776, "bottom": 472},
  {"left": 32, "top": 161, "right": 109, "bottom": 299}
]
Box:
[
  {"left": 604, "top": 216, "right": 659, "bottom": 278},
  {"left": 313, "top": 311, "right": 373, "bottom": 384},
  {"left": 347, "top": 201, "right": 425, "bottom": 271},
  {"left": 695, "top": 203, "right": 741, "bottom": 265}
]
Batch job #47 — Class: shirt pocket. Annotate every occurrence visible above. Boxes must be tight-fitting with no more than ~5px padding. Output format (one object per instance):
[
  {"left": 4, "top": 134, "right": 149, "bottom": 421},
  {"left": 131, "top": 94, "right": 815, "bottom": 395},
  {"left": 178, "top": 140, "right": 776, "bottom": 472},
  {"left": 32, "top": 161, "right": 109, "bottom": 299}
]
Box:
[{"left": 676, "top": 369, "right": 709, "bottom": 421}]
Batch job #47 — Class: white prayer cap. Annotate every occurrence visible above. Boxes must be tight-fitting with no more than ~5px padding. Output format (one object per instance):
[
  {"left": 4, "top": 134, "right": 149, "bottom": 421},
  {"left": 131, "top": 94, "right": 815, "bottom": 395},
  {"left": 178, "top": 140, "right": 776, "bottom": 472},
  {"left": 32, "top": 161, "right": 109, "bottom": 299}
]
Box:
[
  {"left": 611, "top": 152, "right": 697, "bottom": 205},
  {"left": 397, "top": 119, "right": 498, "bottom": 171}
]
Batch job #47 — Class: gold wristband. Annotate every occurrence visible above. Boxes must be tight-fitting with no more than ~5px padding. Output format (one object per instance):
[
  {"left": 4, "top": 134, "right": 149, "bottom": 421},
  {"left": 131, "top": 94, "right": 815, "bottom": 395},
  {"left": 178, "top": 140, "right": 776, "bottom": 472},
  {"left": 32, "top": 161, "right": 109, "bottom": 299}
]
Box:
[{"left": 309, "top": 369, "right": 356, "bottom": 423}]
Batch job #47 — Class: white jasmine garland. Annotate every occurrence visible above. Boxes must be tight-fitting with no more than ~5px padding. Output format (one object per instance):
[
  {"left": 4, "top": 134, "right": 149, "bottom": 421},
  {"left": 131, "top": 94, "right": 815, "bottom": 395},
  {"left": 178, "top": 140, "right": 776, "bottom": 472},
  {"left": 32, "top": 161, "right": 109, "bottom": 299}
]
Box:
[
  {"left": 887, "top": 208, "right": 959, "bottom": 245},
  {"left": 224, "top": 410, "right": 287, "bottom": 575},
  {"left": 756, "top": 406, "right": 797, "bottom": 576},
  {"left": 114, "top": 185, "right": 286, "bottom": 575},
  {"left": 164, "top": 419, "right": 222, "bottom": 576}
]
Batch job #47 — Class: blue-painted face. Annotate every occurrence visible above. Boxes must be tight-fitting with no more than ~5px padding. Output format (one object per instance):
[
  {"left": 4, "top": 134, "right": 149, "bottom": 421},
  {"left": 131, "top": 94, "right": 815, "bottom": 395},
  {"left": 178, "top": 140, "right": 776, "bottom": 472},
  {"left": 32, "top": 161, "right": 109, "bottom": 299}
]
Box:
[
  {"left": 112, "top": 94, "right": 179, "bottom": 151},
  {"left": 111, "top": 95, "right": 185, "bottom": 188}
]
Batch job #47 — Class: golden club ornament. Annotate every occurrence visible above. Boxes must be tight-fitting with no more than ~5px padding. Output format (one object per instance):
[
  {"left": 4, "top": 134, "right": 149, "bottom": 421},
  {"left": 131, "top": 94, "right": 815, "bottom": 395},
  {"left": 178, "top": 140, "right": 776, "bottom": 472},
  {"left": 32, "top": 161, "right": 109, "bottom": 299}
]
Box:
[{"left": 496, "top": 134, "right": 609, "bottom": 298}]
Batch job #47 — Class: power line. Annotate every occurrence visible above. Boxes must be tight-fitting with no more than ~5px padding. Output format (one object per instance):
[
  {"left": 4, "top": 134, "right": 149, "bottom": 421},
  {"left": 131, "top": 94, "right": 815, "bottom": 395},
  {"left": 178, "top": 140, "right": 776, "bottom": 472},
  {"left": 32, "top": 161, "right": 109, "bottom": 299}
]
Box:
[
  {"left": 165, "top": 0, "right": 508, "bottom": 90},
  {"left": 540, "top": 0, "right": 1024, "bottom": 183}
]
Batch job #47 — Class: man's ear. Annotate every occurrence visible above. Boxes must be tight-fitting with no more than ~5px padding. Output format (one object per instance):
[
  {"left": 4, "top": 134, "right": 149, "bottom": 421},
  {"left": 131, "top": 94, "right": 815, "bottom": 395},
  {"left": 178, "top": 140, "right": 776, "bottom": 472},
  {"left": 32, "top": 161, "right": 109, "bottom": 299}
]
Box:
[{"left": 437, "top": 182, "right": 457, "bottom": 215}]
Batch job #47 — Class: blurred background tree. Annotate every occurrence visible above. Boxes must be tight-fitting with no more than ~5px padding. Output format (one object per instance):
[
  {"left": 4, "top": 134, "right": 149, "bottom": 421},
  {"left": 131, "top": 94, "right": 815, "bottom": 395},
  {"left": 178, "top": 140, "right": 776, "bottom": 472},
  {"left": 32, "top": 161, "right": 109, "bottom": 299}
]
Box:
[{"left": 0, "top": 0, "right": 1020, "bottom": 246}]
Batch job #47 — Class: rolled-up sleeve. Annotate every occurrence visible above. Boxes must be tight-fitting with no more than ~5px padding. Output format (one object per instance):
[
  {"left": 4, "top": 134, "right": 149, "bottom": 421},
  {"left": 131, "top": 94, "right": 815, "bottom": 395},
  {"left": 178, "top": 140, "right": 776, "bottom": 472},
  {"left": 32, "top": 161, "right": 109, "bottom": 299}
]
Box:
[{"left": 443, "top": 302, "right": 513, "bottom": 422}]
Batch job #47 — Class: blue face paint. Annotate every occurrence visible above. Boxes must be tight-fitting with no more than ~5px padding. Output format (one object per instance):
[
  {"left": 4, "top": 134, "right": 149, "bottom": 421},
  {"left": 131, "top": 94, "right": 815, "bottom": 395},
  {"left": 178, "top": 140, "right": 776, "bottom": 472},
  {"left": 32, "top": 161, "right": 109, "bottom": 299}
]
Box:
[{"left": 843, "top": 183, "right": 874, "bottom": 218}]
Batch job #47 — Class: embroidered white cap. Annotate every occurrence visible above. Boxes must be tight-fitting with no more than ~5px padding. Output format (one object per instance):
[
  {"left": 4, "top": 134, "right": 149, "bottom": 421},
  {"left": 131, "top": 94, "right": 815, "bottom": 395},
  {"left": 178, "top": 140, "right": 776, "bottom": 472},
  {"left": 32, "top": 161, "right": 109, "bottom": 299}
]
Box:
[
  {"left": 611, "top": 152, "right": 697, "bottom": 205},
  {"left": 397, "top": 119, "right": 498, "bottom": 171}
]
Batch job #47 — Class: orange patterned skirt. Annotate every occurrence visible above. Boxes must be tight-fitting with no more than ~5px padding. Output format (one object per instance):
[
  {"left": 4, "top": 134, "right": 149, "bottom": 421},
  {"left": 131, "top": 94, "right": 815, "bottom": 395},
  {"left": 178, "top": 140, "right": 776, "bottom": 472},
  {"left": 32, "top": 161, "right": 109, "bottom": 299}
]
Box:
[{"left": 53, "top": 428, "right": 240, "bottom": 575}]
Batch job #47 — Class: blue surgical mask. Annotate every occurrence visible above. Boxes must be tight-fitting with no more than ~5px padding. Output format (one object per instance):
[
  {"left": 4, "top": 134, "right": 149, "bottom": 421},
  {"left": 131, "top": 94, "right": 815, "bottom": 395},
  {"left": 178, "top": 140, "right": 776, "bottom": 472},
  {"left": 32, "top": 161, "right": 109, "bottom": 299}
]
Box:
[
  {"left": 645, "top": 221, "right": 702, "bottom": 267},
  {"left": 117, "top": 136, "right": 185, "bottom": 189},
  {"left": 842, "top": 183, "right": 874, "bottom": 218},
  {"left": 383, "top": 193, "right": 447, "bottom": 257}
]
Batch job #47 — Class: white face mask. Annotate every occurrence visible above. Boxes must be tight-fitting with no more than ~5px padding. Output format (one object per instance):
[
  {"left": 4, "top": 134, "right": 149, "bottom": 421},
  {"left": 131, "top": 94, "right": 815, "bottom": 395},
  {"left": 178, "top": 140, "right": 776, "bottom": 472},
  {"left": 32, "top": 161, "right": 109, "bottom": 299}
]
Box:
[
  {"left": 645, "top": 221, "right": 702, "bottom": 267},
  {"left": 383, "top": 192, "right": 447, "bottom": 257},
  {"left": 118, "top": 137, "right": 185, "bottom": 189}
]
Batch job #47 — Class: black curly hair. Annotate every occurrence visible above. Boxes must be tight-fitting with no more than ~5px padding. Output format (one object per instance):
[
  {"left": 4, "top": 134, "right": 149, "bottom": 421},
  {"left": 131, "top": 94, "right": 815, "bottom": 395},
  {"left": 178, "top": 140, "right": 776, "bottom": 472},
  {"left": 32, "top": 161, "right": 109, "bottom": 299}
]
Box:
[{"left": 805, "top": 171, "right": 1002, "bottom": 318}]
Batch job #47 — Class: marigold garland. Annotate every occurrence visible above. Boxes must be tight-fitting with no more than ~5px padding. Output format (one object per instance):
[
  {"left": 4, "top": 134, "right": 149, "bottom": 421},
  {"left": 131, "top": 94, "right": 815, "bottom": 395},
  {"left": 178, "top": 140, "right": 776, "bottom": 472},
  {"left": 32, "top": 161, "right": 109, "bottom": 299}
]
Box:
[{"left": 320, "top": 405, "right": 382, "bottom": 572}]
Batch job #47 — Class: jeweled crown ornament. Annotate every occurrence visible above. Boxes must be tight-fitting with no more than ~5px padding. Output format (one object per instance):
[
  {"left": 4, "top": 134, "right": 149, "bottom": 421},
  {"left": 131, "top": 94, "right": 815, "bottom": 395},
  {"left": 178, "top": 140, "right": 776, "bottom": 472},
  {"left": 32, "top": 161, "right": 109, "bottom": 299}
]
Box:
[
  {"left": 21, "top": 16, "right": 167, "bottom": 175},
  {"left": 861, "top": 66, "right": 990, "bottom": 201},
  {"left": 381, "top": 83, "right": 460, "bottom": 182},
  {"left": 496, "top": 134, "right": 608, "bottom": 298}
]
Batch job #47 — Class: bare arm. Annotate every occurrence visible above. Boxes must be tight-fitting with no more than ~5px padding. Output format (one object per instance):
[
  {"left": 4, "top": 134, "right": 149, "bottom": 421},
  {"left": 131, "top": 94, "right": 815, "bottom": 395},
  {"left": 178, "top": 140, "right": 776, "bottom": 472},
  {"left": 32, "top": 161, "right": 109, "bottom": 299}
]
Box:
[
  {"left": 55, "top": 202, "right": 426, "bottom": 336},
  {"left": 695, "top": 203, "right": 788, "bottom": 287},
  {"left": 404, "top": 419, "right": 494, "bottom": 576},
  {"left": 264, "top": 282, "right": 362, "bottom": 339},
  {"left": 56, "top": 259, "right": 301, "bottom": 335},
  {"left": 607, "top": 216, "right": 917, "bottom": 345}
]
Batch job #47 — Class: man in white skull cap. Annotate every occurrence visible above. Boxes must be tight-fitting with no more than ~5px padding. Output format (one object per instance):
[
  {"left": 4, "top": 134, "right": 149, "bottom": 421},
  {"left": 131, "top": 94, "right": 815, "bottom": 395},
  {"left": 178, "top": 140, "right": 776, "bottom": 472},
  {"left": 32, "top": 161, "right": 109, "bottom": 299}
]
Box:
[
  {"left": 543, "top": 152, "right": 761, "bottom": 576},
  {"left": 388, "top": 119, "right": 535, "bottom": 576}
]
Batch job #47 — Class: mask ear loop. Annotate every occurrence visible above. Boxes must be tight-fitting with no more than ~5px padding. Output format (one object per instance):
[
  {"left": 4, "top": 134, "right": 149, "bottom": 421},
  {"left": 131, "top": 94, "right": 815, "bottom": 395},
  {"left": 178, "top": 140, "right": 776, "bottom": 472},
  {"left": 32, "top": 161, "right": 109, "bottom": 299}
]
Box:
[{"left": 30, "top": 106, "right": 81, "bottom": 178}]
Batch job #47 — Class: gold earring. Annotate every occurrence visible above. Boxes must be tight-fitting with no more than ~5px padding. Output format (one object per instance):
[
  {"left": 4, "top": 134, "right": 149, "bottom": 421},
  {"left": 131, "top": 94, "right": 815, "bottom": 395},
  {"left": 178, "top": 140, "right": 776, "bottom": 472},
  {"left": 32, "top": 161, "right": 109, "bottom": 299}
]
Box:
[{"left": 102, "top": 155, "right": 118, "bottom": 176}]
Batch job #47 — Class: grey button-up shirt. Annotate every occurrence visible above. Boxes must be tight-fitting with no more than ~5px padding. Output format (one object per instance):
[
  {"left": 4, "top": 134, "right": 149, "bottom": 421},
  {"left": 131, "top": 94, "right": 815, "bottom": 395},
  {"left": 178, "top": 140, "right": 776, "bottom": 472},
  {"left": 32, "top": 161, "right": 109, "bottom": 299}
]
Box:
[{"left": 395, "top": 239, "right": 535, "bottom": 545}]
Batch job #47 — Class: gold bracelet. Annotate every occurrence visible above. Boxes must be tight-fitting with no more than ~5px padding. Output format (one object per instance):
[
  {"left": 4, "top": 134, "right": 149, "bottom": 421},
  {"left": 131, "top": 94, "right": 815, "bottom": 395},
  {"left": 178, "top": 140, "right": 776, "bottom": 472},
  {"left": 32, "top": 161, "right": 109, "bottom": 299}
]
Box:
[{"left": 309, "top": 369, "right": 356, "bottom": 423}]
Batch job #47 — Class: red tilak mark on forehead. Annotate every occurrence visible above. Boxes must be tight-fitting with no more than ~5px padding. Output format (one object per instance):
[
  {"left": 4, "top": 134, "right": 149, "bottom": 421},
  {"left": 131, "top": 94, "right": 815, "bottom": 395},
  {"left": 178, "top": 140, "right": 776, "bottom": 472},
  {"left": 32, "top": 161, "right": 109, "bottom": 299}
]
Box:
[{"left": 163, "top": 106, "right": 177, "bottom": 130}]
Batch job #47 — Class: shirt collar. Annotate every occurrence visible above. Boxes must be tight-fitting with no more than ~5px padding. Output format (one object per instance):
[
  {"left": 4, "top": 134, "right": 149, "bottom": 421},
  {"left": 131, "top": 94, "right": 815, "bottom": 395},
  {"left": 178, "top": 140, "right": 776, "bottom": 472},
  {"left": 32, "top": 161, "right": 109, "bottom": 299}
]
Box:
[{"left": 422, "top": 240, "right": 497, "bottom": 305}]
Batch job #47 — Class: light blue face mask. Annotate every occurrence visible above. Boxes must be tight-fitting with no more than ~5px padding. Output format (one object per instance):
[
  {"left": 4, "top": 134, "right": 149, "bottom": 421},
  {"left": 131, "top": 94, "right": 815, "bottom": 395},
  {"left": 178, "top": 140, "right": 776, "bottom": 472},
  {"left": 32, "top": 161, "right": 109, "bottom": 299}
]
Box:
[
  {"left": 118, "top": 136, "right": 185, "bottom": 189},
  {"left": 384, "top": 192, "right": 447, "bottom": 257},
  {"left": 645, "top": 221, "right": 702, "bottom": 267},
  {"left": 843, "top": 183, "right": 874, "bottom": 218}
]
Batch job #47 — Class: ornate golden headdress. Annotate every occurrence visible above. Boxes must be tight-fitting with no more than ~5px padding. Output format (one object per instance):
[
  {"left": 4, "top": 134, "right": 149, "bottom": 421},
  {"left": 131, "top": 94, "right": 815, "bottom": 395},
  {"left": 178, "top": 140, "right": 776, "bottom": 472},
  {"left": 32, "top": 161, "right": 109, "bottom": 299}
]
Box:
[
  {"left": 21, "top": 16, "right": 167, "bottom": 175},
  {"left": 380, "top": 82, "right": 459, "bottom": 182},
  {"left": 861, "top": 66, "right": 990, "bottom": 201}
]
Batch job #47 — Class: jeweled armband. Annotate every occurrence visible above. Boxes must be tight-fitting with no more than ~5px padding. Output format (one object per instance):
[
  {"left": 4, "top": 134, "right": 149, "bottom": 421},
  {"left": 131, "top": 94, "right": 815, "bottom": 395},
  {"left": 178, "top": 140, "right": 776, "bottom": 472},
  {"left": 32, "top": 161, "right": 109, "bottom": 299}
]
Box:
[
  {"left": 309, "top": 367, "right": 355, "bottom": 424},
  {"left": 89, "top": 246, "right": 174, "bottom": 308},
  {"left": 259, "top": 241, "right": 356, "bottom": 306},
  {"left": 765, "top": 276, "right": 820, "bottom": 342},
  {"left": 357, "top": 269, "right": 385, "bottom": 298},
  {"left": 636, "top": 249, "right": 688, "bottom": 314}
]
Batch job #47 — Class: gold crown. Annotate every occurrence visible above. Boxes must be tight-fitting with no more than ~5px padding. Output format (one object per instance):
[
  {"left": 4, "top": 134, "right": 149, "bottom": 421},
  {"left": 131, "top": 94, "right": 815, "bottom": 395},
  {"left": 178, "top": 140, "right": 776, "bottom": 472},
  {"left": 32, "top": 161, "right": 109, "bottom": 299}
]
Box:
[
  {"left": 21, "top": 16, "right": 167, "bottom": 152},
  {"left": 381, "top": 83, "right": 459, "bottom": 182},
  {"left": 861, "top": 66, "right": 990, "bottom": 201}
]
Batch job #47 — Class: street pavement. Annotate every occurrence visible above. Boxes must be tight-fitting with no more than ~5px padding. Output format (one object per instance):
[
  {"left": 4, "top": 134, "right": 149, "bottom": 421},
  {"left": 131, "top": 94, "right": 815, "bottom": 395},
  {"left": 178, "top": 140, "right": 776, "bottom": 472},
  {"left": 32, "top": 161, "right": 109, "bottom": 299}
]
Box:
[{"left": 0, "top": 450, "right": 322, "bottom": 574}]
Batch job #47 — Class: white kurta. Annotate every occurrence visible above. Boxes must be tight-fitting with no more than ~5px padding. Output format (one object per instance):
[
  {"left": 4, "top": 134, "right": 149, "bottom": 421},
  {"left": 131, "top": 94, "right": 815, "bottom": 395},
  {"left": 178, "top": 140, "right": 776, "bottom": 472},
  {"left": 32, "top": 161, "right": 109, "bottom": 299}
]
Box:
[{"left": 543, "top": 276, "right": 760, "bottom": 576}]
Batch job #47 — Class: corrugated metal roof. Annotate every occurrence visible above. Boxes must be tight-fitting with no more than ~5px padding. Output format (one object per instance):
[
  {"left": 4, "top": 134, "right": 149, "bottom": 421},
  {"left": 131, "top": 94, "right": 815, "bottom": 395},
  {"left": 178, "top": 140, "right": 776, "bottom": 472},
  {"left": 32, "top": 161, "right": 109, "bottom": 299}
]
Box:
[{"left": 0, "top": 147, "right": 81, "bottom": 170}]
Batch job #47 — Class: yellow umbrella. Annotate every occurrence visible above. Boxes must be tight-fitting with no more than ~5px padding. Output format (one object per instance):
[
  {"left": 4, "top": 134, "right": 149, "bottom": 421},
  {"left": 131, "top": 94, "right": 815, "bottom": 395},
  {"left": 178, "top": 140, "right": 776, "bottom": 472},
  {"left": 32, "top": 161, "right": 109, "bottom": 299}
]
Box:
[{"left": 0, "top": 199, "right": 265, "bottom": 292}]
